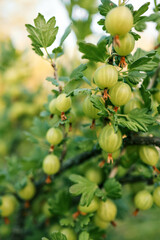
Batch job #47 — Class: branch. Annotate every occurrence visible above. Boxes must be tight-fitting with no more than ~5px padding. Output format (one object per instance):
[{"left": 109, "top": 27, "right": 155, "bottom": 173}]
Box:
[{"left": 123, "top": 135, "right": 160, "bottom": 148}]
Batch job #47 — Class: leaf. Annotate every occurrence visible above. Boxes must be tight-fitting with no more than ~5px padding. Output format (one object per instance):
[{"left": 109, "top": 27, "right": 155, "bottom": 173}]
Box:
[
  {"left": 78, "top": 38, "right": 110, "bottom": 63},
  {"left": 64, "top": 79, "right": 83, "bottom": 95},
  {"left": 67, "top": 88, "right": 92, "bottom": 97},
  {"left": 104, "top": 178, "right": 122, "bottom": 199},
  {"left": 25, "top": 13, "right": 58, "bottom": 50},
  {"left": 69, "top": 174, "right": 98, "bottom": 206},
  {"left": 46, "top": 77, "right": 59, "bottom": 86},
  {"left": 79, "top": 232, "right": 90, "bottom": 240},
  {"left": 157, "top": 105, "right": 160, "bottom": 114},
  {"left": 140, "top": 84, "right": 152, "bottom": 110},
  {"left": 52, "top": 46, "right": 63, "bottom": 58},
  {"left": 90, "top": 95, "right": 109, "bottom": 117},
  {"left": 127, "top": 71, "right": 147, "bottom": 85},
  {"left": 42, "top": 238, "right": 49, "bottom": 240},
  {"left": 60, "top": 217, "right": 75, "bottom": 227},
  {"left": 130, "top": 32, "right": 141, "bottom": 41},
  {"left": 98, "top": 0, "right": 117, "bottom": 16},
  {"left": 129, "top": 56, "right": 152, "bottom": 70},
  {"left": 133, "top": 2, "right": 150, "bottom": 23},
  {"left": 60, "top": 23, "right": 72, "bottom": 46},
  {"left": 50, "top": 232, "right": 67, "bottom": 240},
  {"left": 70, "top": 64, "right": 87, "bottom": 80}
]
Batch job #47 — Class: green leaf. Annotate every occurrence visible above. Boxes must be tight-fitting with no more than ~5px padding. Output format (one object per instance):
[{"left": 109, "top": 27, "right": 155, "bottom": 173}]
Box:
[
  {"left": 60, "top": 217, "right": 75, "bottom": 227},
  {"left": 32, "top": 44, "right": 44, "bottom": 56},
  {"left": 140, "top": 84, "right": 152, "bottom": 110},
  {"left": 133, "top": 2, "right": 150, "bottom": 23},
  {"left": 129, "top": 56, "right": 152, "bottom": 70},
  {"left": 79, "top": 232, "right": 90, "bottom": 240},
  {"left": 67, "top": 88, "right": 92, "bottom": 97},
  {"left": 130, "top": 32, "right": 141, "bottom": 41},
  {"left": 64, "top": 79, "right": 83, "bottom": 95},
  {"left": 104, "top": 178, "right": 122, "bottom": 199},
  {"left": 157, "top": 105, "right": 160, "bottom": 114},
  {"left": 52, "top": 46, "right": 63, "bottom": 58},
  {"left": 78, "top": 38, "right": 110, "bottom": 63},
  {"left": 26, "top": 13, "right": 58, "bottom": 50},
  {"left": 70, "top": 64, "right": 87, "bottom": 80},
  {"left": 46, "top": 77, "right": 59, "bottom": 86},
  {"left": 90, "top": 95, "right": 109, "bottom": 117},
  {"left": 98, "top": 0, "right": 117, "bottom": 16},
  {"left": 50, "top": 232, "right": 67, "bottom": 240},
  {"left": 42, "top": 238, "right": 49, "bottom": 240},
  {"left": 69, "top": 174, "right": 98, "bottom": 206},
  {"left": 127, "top": 71, "right": 147, "bottom": 85},
  {"left": 60, "top": 23, "right": 72, "bottom": 46}
]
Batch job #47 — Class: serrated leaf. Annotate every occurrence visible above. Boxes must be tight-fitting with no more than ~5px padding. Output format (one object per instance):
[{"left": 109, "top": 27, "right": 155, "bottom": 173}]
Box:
[
  {"left": 50, "top": 232, "right": 67, "bottom": 240},
  {"left": 129, "top": 56, "right": 152, "bottom": 70},
  {"left": 104, "top": 178, "right": 122, "bottom": 199},
  {"left": 133, "top": 2, "right": 150, "bottom": 23},
  {"left": 127, "top": 71, "right": 147, "bottom": 85},
  {"left": 67, "top": 88, "right": 91, "bottom": 97},
  {"left": 130, "top": 32, "right": 141, "bottom": 41},
  {"left": 46, "top": 77, "right": 59, "bottom": 86},
  {"left": 69, "top": 174, "right": 98, "bottom": 206},
  {"left": 60, "top": 23, "right": 72, "bottom": 46},
  {"left": 98, "top": 0, "right": 117, "bottom": 16},
  {"left": 60, "top": 217, "right": 75, "bottom": 227},
  {"left": 78, "top": 38, "right": 110, "bottom": 63},
  {"left": 70, "top": 64, "right": 87, "bottom": 80},
  {"left": 90, "top": 95, "right": 108, "bottom": 117},
  {"left": 140, "top": 84, "right": 152, "bottom": 110},
  {"left": 79, "top": 232, "right": 90, "bottom": 240},
  {"left": 64, "top": 79, "right": 83, "bottom": 95}
]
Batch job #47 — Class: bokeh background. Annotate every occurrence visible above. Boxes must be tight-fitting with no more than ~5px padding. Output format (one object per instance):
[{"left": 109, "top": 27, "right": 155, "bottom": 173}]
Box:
[{"left": 0, "top": 0, "right": 160, "bottom": 239}]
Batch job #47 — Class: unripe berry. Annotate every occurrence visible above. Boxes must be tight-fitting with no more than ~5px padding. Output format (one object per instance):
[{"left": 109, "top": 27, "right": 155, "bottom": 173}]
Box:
[
  {"left": 105, "top": 6, "right": 133, "bottom": 36},
  {"left": 49, "top": 99, "right": 61, "bottom": 115},
  {"left": 61, "top": 228, "right": 77, "bottom": 240},
  {"left": 153, "top": 186, "right": 160, "bottom": 207},
  {"left": 83, "top": 96, "right": 102, "bottom": 119},
  {"left": 46, "top": 128, "right": 63, "bottom": 145},
  {"left": 0, "top": 195, "right": 17, "bottom": 217},
  {"left": 114, "top": 33, "right": 135, "bottom": 56},
  {"left": 134, "top": 190, "right": 153, "bottom": 210},
  {"left": 42, "top": 154, "right": 60, "bottom": 175},
  {"left": 85, "top": 167, "right": 103, "bottom": 184},
  {"left": 102, "top": 149, "right": 120, "bottom": 160},
  {"left": 139, "top": 146, "right": 159, "bottom": 166},
  {"left": 109, "top": 82, "right": 132, "bottom": 106},
  {"left": 94, "top": 65, "right": 118, "bottom": 89},
  {"left": 49, "top": 224, "right": 61, "bottom": 234},
  {"left": 56, "top": 93, "right": 72, "bottom": 112},
  {"left": 97, "top": 199, "right": 117, "bottom": 221},
  {"left": 98, "top": 125, "right": 122, "bottom": 153},
  {"left": 78, "top": 197, "right": 99, "bottom": 213},
  {"left": 18, "top": 180, "right": 36, "bottom": 201},
  {"left": 123, "top": 98, "right": 142, "bottom": 114},
  {"left": 42, "top": 202, "right": 53, "bottom": 218},
  {"left": 94, "top": 214, "right": 110, "bottom": 229}
]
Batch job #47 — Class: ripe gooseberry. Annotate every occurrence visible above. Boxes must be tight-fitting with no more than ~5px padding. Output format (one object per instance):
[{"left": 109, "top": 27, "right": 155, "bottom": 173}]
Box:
[
  {"left": 98, "top": 125, "right": 122, "bottom": 153},
  {"left": 61, "top": 228, "right": 77, "bottom": 240},
  {"left": 97, "top": 199, "right": 117, "bottom": 222},
  {"left": 94, "top": 65, "right": 118, "bottom": 89},
  {"left": 114, "top": 33, "right": 135, "bottom": 56},
  {"left": 83, "top": 96, "right": 101, "bottom": 119},
  {"left": 94, "top": 214, "right": 110, "bottom": 229},
  {"left": 46, "top": 128, "right": 63, "bottom": 146},
  {"left": 56, "top": 93, "right": 72, "bottom": 112},
  {"left": 0, "top": 195, "right": 17, "bottom": 217},
  {"left": 49, "top": 99, "right": 61, "bottom": 115},
  {"left": 78, "top": 197, "right": 99, "bottom": 213},
  {"left": 123, "top": 98, "right": 142, "bottom": 114},
  {"left": 153, "top": 186, "right": 160, "bottom": 207},
  {"left": 134, "top": 190, "right": 153, "bottom": 211},
  {"left": 85, "top": 167, "right": 103, "bottom": 184},
  {"left": 42, "top": 154, "right": 60, "bottom": 175},
  {"left": 18, "top": 180, "right": 36, "bottom": 201},
  {"left": 105, "top": 6, "right": 133, "bottom": 36},
  {"left": 109, "top": 82, "right": 132, "bottom": 106},
  {"left": 139, "top": 146, "right": 159, "bottom": 166}
]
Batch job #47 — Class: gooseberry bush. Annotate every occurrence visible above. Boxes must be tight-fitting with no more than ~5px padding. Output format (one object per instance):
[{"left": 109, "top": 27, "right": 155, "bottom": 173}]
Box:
[{"left": 1, "top": 0, "right": 160, "bottom": 239}]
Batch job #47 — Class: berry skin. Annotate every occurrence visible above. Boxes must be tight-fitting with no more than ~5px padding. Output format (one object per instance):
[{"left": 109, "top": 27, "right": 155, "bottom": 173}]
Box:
[
  {"left": 42, "top": 154, "right": 60, "bottom": 175},
  {"left": 56, "top": 93, "right": 72, "bottom": 112},
  {"left": 94, "top": 214, "right": 110, "bottom": 229},
  {"left": 0, "top": 195, "right": 17, "bottom": 217},
  {"left": 49, "top": 224, "right": 61, "bottom": 234},
  {"left": 85, "top": 167, "right": 103, "bottom": 184},
  {"left": 123, "top": 98, "right": 142, "bottom": 114},
  {"left": 18, "top": 180, "right": 36, "bottom": 201},
  {"left": 139, "top": 146, "right": 159, "bottom": 166},
  {"left": 158, "top": 31, "right": 160, "bottom": 43},
  {"left": 49, "top": 99, "right": 60, "bottom": 115},
  {"left": 94, "top": 65, "right": 118, "bottom": 89},
  {"left": 42, "top": 202, "right": 53, "bottom": 218},
  {"left": 83, "top": 96, "right": 101, "bottom": 119},
  {"left": 109, "top": 82, "right": 132, "bottom": 106},
  {"left": 114, "top": 33, "right": 135, "bottom": 56},
  {"left": 105, "top": 6, "right": 133, "bottom": 36},
  {"left": 134, "top": 190, "right": 153, "bottom": 210},
  {"left": 78, "top": 197, "right": 99, "bottom": 213},
  {"left": 46, "top": 128, "right": 63, "bottom": 146},
  {"left": 97, "top": 199, "right": 117, "bottom": 222},
  {"left": 98, "top": 125, "right": 122, "bottom": 153},
  {"left": 153, "top": 186, "right": 160, "bottom": 207},
  {"left": 61, "top": 228, "right": 77, "bottom": 240}
]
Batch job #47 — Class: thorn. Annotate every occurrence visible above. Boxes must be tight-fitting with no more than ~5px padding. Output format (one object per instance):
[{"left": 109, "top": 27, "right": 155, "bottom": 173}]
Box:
[
  {"left": 4, "top": 217, "right": 10, "bottom": 225},
  {"left": 45, "top": 176, "right": 52, "bottom": 184},
  {"left": 61, "top": 112, "right": 67, "bottom": 121},
  {"left": 107, "top": 153, "right": 113, "bottom": 164},
  {"left": 111, "top": 221, "right": 117, "bottom": 227},
  {"left": 90, "top": 119, "right": 95, "bottom": 129},
  {"left": 103, "top": 88, "right": 110, "bottom": 100},
  {"left": 133, "top": 208, "right": 139, "bottom": 216},
  {"left": 72, "top": 210, "right": 80, "bottom": 219},
  {"left": 24, "top": 201, "right": 30, "bottom": 209},
  {"left": 153, "top": 166, "right": 160, "bottom": 174},
  {"left": 113, "top": 106, "right": 119, "bottom": 113},
  {"left": 119, "top": 56, "right": 127, "bottom": 68},
  {"left": 113, "top": 35, "right": 120, "bottom": 47}
]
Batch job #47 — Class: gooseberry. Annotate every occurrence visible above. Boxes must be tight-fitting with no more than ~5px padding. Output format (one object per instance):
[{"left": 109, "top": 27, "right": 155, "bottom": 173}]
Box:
[
  {"left": 42, "top": 154, "right": 60, "bottom": 175},
  {"left": 94, "top": 214, "right": 110, "bottom": 229},
  {"left": 153, "top": 186, "right": 160, "bottom": 207},
  {"left": 49, "top": 98, "right": 61, "bottom": 115},
  {"left": 109, "top": 82, "right": 132, "bottom": 106},
  {"left": 56, "top": 93, "right": 72, "bottom": 112},
  {"left": 134, "top": 190, "right": 153, "bottom": 210},
  {"left": 94, "top": 65, "right": 118, "bottom": 89},
  {"left": 139, "top": 146, "right": 159, "bottom": 166},
  {"left": 46, "top": 127, "right": 63, "bottom": 146},
  {"left": 18, "top": 180, "right": 36, "bottom": 201},
  {"left": 123, "top": 98, "right": 142, "bottom": 114},
  {"left": 114, "top": 33, "right": 135, "bottom": 56},
  {"left": 78, "top": 197, "right": 99, "bottom": 213},
  {"left": 83, "top": 96, "right": 101, "bottom": 119},
  {"left": 61, "top": 228, "right": 77, "bottom": 240},
  {"left": 0, "top": 195, "right": 17, "bottom": 217},
  {"left": 85, "top": 167, "right": 103, "bottom": 184},
  {"left": 105, "top": 6, "right": 133, "bottom": 36},
  {"left": 97, "top": 199, "right": 117, "bottom": 222}
]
